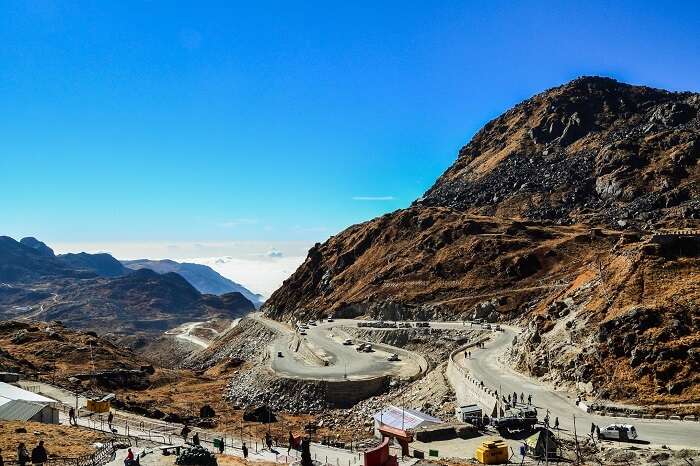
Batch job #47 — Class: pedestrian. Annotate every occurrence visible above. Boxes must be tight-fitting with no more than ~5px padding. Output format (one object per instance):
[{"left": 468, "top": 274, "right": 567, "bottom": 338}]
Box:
[
  {"left": 181, "top": 425, "right": 191, "bottom": 442},
  {"left": 242, "top": 443, "right": 248, "bottom": 459},
  {"left": 265, "top": 432, "right": 273, "bottom": 450},
  {"left": 218, "top": 438, "right": 224, "bottom": 454},
  {"left": 288, "top": 431, "right": 294, "bottom": 454},
  {"left": 124, "top": 448, "right": 134, "bottom": 466},
  {"left": 107, "top": 411, "right": 114, "bottom": 430},
  {"left": 520, "top": 392, "right": 524, "bottom": 404},
  {"left": 31, "top": 441, "right": 48, "bottom": 466},
  {"left": 17, "top": 443, "right": 29, "bottom": 466},
  {"left": 192, "top": 432, "right": 200, "bottom": 446},
  {"left": 513, "top": 392, "right": 518, "bottom": 404},
  {"left": 554, "top": 417, "right": 559, "bottom": 430},
  {"left": 527, "top": 394, "right": 532, "bottom": 405},
  {"left": 68, "top": 407, "right": 77, "bottom": 426},
  {"left": 595, "top": 425, "right": 600, "bottom": 438},
  {"left": 590, "top": 422, "right": 595, "bottom": 436},
  {"left": 544, "top": 414, "right": 549, "bottom": 427}
]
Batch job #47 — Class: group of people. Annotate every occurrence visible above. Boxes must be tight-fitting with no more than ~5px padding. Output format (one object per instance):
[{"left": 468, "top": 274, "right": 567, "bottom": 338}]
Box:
[
  {"left": 496, "top": 391, "right": 534, "bottom": 407},
  {"left": 2, "top": 441, "right": 49, "bottom": 466}
]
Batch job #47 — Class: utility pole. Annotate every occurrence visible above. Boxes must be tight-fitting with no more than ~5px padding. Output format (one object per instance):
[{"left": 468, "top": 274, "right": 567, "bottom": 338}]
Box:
[
  {"left": 573, "top": 414, "right": 581, "bottom": 464},
  {"left": 544, "top": 409, "right": 550, "bottom": 466}
]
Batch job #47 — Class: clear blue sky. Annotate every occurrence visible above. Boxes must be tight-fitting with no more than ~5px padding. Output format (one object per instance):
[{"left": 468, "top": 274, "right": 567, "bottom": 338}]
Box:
[{"left": 2, "top": 0, "right": 699, "bottom": 245}]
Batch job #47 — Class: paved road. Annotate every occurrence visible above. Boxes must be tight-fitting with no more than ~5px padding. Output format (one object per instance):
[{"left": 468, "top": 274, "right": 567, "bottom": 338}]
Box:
[
  {"left": 457, "top": 328, "right": 700, "bottom": 450},
  {"left": 254, "top": 316, "right": 447, "bottom": 381}
]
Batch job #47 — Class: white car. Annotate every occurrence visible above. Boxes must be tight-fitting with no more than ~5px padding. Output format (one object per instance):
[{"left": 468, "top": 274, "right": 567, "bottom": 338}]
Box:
[
  {"left": 327, "top": 317, "right": 335, "bottom": 322},
  {"left": 308, "top": 321, "right": 317, "bottom": 326},
  {"left": 388, "top": 353, "right": 399, "bottom": 361},
  {"left": 598, "top": 424, "right": 638, "bottom": 441},
  {"left": 343, "top": 339, "right": 353, "bottom": 345}
]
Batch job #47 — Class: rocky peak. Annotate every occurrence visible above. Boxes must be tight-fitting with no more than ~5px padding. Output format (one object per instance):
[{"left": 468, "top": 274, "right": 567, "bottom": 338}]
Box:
[
  {"left": 20, "top": 237, "right": 55, "bottom": 257},
  {"left": 419, "top": 76, "right": 700, "bottom": 228}
]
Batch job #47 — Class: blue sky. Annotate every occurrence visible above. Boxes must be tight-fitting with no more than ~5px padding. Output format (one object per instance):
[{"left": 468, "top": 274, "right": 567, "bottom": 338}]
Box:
[{"left": 2, "top": 0, "right": 699, "bottom": 249}]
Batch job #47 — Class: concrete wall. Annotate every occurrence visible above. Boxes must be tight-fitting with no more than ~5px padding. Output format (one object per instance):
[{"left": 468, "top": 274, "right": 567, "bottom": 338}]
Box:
[{"left": 445, "top": 337, "right": 498, "bottom": 415}]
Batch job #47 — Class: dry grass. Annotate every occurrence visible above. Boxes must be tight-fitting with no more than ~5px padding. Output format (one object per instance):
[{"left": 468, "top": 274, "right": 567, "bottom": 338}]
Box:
[{"left": 0, "top": 421, "right": 108, "bottom": 458}]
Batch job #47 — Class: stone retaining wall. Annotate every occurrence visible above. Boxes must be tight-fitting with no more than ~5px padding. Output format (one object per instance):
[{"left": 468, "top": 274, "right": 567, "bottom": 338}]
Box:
[{"left": 445, "top": 335, "right": 498, "bottom": 414}]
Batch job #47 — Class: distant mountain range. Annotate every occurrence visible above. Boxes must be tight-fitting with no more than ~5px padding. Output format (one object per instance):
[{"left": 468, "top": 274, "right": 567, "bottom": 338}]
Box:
[
  {"left": 122, "top": 259, "right": 264, "bottom": 308},
  {"left": 0, "top": 236, "right": 256, "bottom": 335}
]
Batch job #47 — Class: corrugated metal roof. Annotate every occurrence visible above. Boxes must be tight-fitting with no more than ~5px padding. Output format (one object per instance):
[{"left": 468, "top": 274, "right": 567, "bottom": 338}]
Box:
[
  {"left": 0, "top": 382, "right": 56, "bottom": 404},
  {"left": 373, "top": 405, "right": 442, "bottom": 430},
  {"left": 0, "top": 399, "right": 46, "bottom": 421}
]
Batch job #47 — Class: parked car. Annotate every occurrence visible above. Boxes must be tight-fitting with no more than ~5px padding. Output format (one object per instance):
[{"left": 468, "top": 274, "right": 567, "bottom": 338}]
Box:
[
  {"left": 308, "top": 321, "right": 317, "bottom": 326},
  {"left": 388, "top": 353, "right": 399, "bottom": 361},
  {"left": 598, "top": 424, "right": 638, "bottom": 441},
  {"left": 327, "top": 316, "right": 335, "bottom": 322},
  {"left": 363, "top": 344, "right": 373, "bottom": 353},
  {"left": 277, "top": 351, "right": 283, "bottom": 357},
  {"left": 343, "top": 339, "right": 353, "bottom": 345},
  {"left": 299, "top": 330, "right": 307, "bottom": 336}
]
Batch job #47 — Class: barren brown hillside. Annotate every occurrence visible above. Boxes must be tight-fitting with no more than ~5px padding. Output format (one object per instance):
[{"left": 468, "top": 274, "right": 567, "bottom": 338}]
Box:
[{"left": 263, "top": 77, "right": 700, "bottom": 405}]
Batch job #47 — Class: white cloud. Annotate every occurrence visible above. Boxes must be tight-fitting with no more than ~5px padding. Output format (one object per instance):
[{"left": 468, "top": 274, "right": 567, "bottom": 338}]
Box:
[
  {"left": 266, "top": 249, "right": 283, "bottom": 258},
  {"left": 190, "top": 255, "right": 305, "bottom": 298},
  {"left": 351, "top": 196, "right": 396, "bottom": 201},
  {"left": 218, "top": 218, "right": 259, "bottom": 228}
]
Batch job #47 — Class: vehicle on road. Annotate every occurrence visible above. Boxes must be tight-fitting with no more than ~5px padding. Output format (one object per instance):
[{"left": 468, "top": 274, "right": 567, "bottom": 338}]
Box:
[
  {"left": 598, "top": 424, "right": 638, "bottom": 441},
  {"left": 388, "top": 353, "right": 399, "bottom": 361},
  {"left": 483, "top": 323, "right": 492, "bottom": 330},
  {"left": 277, "top": 351, "right": 283, "bottom": 357},
  {"left": 308, "top": 321, "right": 317, "bottom": 326},
  {"left": 327, "top": 316, "right": 334, "bottom": 322},
  {"left": 491, "top": 407, "right": 538, "bottom": 433},
  {"left": 398, "top": 322, "right": 412, "bottom": 328},
  {"left": 299, "top": 330, "right": 307, "bottom": 336},
  {"left": 415, "top": 321, "right": 430, "bottom": 328},
  {"left": 343, "top": 339, "right": 353, "bottom": 345},
  {"left": 363, "top": 344, "right": 373, "bottom": 352},
  {"left": 494, "top": 324, "right": 502, "bottom": 331}
]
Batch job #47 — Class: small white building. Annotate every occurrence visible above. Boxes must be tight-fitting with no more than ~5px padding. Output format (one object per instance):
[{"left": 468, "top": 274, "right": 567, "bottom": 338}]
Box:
[
  {"left": 373, "top": 405, "right": 442, "bottom": 434},
  {"left": 0, "top": 382, "right": 59, "bottom": 424}
]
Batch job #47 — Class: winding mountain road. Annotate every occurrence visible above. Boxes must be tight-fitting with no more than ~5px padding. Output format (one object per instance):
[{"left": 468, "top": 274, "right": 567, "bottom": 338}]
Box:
[{"left": 455, "top": 328, "right": 700, "bottom": 449}]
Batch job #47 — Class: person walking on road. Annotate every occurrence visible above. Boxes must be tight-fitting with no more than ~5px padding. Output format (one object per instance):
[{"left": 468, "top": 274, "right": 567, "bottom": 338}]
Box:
[
  {"left": 590, "top": 423, "right": 595, "bottom": 436},
  {"left": 554, "top": 417, "right": 559, "bottom": 430},
  {"left": 520, "top": 392, "right": 524, "bottom": 404},
  {"left": 107, "top": 411, "right": 114, "bottom": 431},
  {"left": 527, "top": 394, "right": 532, "bottom": 405},
  {"left": 31, "top": 441, "right": 48, "bottom": 466},
  {"left": 68, "top": 407, "right": 77, "bottom": 426},
  {"left": 17, "top": 443, "right": 29, "bottom": 466},
  {"left": 242, "top": 443, "right": 248, "bottom": 459},
  {"left": 192, "top": 432, "right": 200, "bottom": 446},
  {"left": 181, "top": 425, "right": 191, "bottom": 442}
]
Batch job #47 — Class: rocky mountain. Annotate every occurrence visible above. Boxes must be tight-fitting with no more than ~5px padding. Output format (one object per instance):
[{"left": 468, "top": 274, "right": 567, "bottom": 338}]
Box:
[
  {"left": 59, "top": 252, "right": 129, "bottom": 277},
  {"left": 263, "top": 77, "right": 700, "bottom": 405},
  {"left": 123, "top": 259, "right": 264, "bottom": 308},
  {"left": 419, "top": 76, "right": 699, "bottom": 227},
  {"left": 0, "top": 237, "right": 256, "bottom": 335}
]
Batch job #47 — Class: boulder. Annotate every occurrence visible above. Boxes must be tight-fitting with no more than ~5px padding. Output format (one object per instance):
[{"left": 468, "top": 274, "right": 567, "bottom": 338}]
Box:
[{"left": 243, "top": 404, "right": 276, "bottom": 423}]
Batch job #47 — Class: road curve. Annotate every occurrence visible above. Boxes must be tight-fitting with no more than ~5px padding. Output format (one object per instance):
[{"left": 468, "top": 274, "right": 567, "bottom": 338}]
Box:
[
  {"left": 456, "top": 328, "right": 700, "bottom": 450},
  {"left": 254, "top": 316, "right": 435, "bottom": 381}
]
